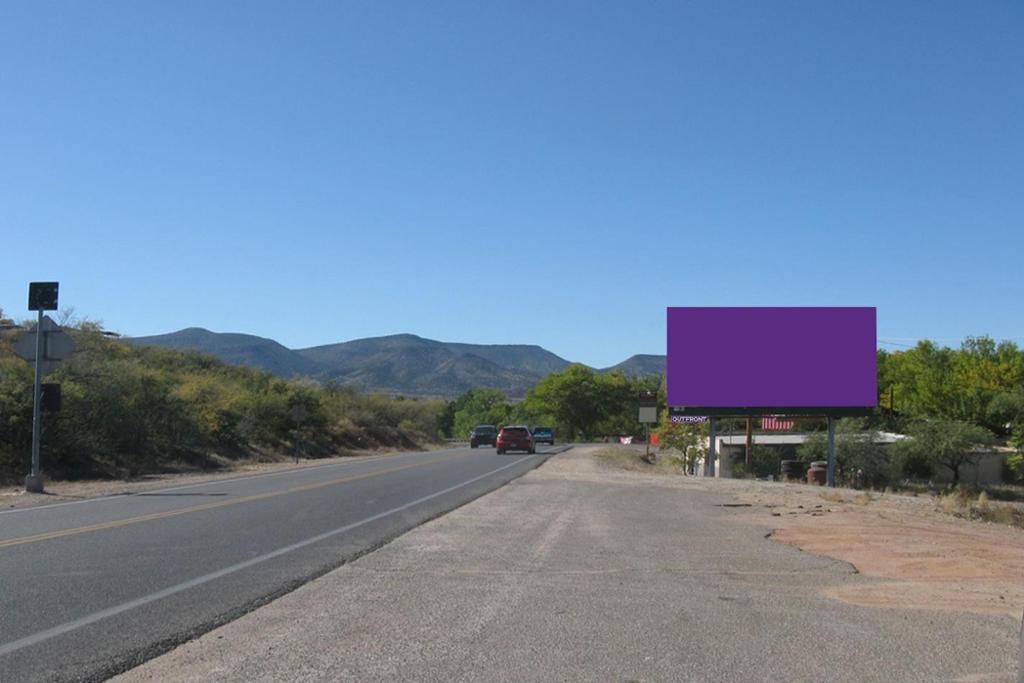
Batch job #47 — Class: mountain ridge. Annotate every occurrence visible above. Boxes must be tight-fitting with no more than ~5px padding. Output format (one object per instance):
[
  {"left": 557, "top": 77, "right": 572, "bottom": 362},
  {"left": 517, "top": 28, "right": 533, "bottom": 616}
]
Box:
[{"left": 128, "top": 328, "right": 664, "bottom": 398}]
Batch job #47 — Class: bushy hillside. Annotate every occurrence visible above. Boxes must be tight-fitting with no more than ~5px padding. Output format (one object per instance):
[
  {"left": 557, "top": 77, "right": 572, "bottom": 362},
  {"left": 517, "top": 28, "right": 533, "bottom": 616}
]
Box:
[
  {"left": 0, "top": 328, "right": 445, "bottom": 483},
  {"left": 128, "top": 328, "right": 325, "bottom": 378}
]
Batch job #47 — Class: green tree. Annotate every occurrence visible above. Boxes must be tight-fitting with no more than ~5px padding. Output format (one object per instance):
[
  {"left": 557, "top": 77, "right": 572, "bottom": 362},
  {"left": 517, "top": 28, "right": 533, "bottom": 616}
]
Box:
[
  {"left": 452, "top": 389, "right": 513, "bottom": 437},
  {"left": 796, "top": 419, "right": 894, "bottom": 488},
  {"left": 891, "top": 419, "right": 996, "bottom": 485},
  {"left": 987, "top": 390, "right": 1024, "bottom": 437},
  {"left": 524, "top": 365, "right": 612, "bottom": 440},
  {"left": 593, "top": 371, "right": 640, "bottom": 436},
  {"left": 733, "top": 445, "right": 783, "bottom": 479},
  {"left": 878, "top": 337, "right": 1024, "bottom": 431},
  {"left": 654, "top": 413, "right": 706, "bottom": 474}
]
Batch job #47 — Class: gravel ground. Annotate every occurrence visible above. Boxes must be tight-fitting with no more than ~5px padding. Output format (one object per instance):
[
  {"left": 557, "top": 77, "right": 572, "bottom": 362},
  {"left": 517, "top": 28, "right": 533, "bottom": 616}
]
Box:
[
  {"left": 600, "top": 445, "right": 1024, "bottom": 616},
  {"left": 114, "top": 446, "right": 1022, "bottom": 682}
]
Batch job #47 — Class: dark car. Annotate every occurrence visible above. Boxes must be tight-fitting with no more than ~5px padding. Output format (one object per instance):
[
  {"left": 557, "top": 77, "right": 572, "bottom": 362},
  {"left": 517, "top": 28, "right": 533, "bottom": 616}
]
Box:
[
  {"left": 496, "top": 425, "right": 535, "bottom": 454},
  {"left": 470, "top": 425, "right": 497, "bottom": 448},
  {"left": 531, "top": 426, "right": 555, "bottom": 445}
]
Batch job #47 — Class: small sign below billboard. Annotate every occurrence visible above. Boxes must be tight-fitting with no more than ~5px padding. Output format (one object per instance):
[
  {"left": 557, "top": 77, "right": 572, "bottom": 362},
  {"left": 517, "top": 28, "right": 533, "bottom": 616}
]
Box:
[
  {"left": 671, "top": 415, "right": 708, "bottom": 424},
  {"left": 638, "top": 407, "right": 658, "bottom": 423}
]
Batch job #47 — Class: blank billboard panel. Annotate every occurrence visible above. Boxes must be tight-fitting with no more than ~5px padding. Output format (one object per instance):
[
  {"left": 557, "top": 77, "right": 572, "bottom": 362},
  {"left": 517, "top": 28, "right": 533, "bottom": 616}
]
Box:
[{"left": 666, "top": 307, "right": 877, "bottom": 413}]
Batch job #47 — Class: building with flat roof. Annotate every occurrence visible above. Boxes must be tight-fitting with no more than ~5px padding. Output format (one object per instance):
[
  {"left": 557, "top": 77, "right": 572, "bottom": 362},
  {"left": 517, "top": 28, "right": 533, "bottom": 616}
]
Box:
[{"left": 693, "top": 431, "right": 1005, "bottom": 485}]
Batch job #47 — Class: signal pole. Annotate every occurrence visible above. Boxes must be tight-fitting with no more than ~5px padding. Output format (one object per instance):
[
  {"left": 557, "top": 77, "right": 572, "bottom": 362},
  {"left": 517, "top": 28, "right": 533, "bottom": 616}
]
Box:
[{"left": 25, "top": 282, "right": 59, "bottom": 493}]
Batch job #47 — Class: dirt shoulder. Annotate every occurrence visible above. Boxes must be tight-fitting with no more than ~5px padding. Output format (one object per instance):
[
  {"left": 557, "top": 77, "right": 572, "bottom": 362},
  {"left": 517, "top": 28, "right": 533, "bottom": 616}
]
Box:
[
  {"left": 599, "top": 446, "right": 1024, "bottom": 618},
  {"left": 0, "top": 445, "right": 448, "bottom": 511}
]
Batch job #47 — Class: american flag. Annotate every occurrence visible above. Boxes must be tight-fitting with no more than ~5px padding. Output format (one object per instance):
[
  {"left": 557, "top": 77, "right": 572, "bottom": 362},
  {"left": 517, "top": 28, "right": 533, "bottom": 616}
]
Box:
[{"left": 762, "top": 415, "right": 795, "bottom": 431}]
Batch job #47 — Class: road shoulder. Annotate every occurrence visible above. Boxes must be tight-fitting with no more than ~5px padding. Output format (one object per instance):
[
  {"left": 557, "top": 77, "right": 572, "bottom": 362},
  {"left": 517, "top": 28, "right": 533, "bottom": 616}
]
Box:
[{"left": 116, "top": 446, "right": 1021, "bottom": 683}]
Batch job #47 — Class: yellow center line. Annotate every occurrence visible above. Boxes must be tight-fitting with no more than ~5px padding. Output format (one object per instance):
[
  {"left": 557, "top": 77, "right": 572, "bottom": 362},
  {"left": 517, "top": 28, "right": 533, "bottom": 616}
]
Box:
[{"left": 0, "top": 452, "right": 469, "bottom": 550}]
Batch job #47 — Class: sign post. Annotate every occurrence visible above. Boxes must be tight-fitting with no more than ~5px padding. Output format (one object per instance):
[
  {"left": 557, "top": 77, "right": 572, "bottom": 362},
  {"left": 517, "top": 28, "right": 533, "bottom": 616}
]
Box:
[
  {"left": 638, "top": 390, "right": 657, "bottom": 461},
  {"left": 24, "top": 282, "right": 60, "bottom": 493}
]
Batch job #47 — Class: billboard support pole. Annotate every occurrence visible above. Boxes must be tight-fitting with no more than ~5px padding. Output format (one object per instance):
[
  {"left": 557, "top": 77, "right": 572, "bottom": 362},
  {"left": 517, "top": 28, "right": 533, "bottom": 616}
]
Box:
[
  {"left": 826, "top": 417, "right": 836, "bottom": 487},
  {"left": 745, "top": 417, "right": 752, "bottom": 469},
  {"left": 707, "top": 417, "right": 717, "bottom": 477}
]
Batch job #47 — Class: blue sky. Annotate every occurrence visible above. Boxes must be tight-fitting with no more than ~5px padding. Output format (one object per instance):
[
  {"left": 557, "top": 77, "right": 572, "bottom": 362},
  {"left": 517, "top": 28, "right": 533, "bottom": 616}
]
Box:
[{"left": 2, "top": 1, "right": 1022, "bottom": 367}]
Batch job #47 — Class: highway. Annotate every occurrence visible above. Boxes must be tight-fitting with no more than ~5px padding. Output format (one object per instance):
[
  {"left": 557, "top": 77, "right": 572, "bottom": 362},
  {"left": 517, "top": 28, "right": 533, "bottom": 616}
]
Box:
[{"left": 0, "top": 445, "right": 563, "bottom": 682}]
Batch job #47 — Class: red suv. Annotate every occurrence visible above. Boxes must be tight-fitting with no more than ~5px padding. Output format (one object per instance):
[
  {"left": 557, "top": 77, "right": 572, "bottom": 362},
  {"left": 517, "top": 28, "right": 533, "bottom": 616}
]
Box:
[{"left": 496, "top": 425, "right": 535, "bottom": 454}]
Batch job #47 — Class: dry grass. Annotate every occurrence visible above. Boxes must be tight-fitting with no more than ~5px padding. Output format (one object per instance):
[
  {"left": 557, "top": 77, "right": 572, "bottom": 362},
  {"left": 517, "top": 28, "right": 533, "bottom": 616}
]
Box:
[
  {"left": 818, "top": 491, "right": 875, "bottom": 506},
  {"left": 935, "top": 489, "right": 1024, "bottom": 528},
  {"left": 818, "top": 491, "right": 848, "bottom": 504},
  {"left": 852, "top": 492, "right": 876, "bottom": 506},
  {"left": 592, "top": 447, "right": 688, "bottom": 475}
]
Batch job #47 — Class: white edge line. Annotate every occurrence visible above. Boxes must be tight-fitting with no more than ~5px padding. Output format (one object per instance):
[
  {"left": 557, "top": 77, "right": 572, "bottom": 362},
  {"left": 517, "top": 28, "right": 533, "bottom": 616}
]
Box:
[
  {"left": 0, "top": 447, "right": 470, "bottom": 516},
  {"left": 0, "top": 454, "right": 539, "bottom": 658}
]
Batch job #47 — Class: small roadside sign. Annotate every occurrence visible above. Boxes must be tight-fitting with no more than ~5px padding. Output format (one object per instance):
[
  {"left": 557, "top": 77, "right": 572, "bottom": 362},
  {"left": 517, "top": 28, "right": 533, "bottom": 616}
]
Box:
[
  {"left": 639, "top": 407, "right": 658, "bottom": 423},
  {"left": 638, "top": 389, "right": 658, "bottom": 423}
]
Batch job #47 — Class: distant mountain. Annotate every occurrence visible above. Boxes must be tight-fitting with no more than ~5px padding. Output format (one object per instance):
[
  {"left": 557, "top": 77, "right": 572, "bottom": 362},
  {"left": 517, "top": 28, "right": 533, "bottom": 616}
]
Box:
[
  {"left": 127, "top": 328, "right": 324, "bottom": 378},
  {"left": 128, "top": 329, "right": 661, "bottom": 398},
  {"left": 601, "top": 354, "right": 666, "bottom": 378},
  {"left": 441, "top": 341, "right": 571, "bottom": 376},
  {"left": 296, "top": 334, "right": 545, "bottom": 397},
  {"left": 299, "top": 334, "right": 571, "bottom": 377}
]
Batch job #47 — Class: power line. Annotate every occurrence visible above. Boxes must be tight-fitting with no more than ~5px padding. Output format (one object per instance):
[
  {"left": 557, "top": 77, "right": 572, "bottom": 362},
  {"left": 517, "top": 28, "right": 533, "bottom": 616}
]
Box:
[{"left": 878, "top": 340, "right": 915, "bottom": 348}]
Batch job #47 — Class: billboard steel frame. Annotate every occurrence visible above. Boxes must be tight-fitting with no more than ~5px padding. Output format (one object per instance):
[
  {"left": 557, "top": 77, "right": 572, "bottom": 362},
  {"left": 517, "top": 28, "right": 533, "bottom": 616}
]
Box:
[{"left": 671, "top": 408, "right": 875, "bottom": 486}]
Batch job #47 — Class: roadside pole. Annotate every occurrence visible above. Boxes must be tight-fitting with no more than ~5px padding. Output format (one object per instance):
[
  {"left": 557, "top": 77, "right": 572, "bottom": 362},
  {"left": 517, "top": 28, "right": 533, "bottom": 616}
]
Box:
[
  {"left": 707, "top": 417, "right": 717, "bottom": 477},
  {"left": 24, "top": 282, "right": 60, "bottom": 494},
  {"left": 826, "top": 416, "right": 836, "bottom": 487},
  {"left": 745, "top": 416, "right": 752, "bottom": 470},
  {"left": 638, "top": 390, "right": 657, "bottom": 464},
  {"left": 27, "top": 307, "right": 44, "bottom": 493}
]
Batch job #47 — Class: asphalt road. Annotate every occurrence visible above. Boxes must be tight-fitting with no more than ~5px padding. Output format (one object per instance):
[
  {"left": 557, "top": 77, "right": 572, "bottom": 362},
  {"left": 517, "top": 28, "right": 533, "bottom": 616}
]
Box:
[{"left": 0, "top": 445, "right": 563, "bottom": 682}]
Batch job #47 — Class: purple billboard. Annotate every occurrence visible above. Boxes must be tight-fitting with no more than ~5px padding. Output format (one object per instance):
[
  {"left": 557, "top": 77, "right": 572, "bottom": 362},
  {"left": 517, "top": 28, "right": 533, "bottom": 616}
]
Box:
[{"left": 666, "top": 307, "right": 876, "bottom": 414}]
